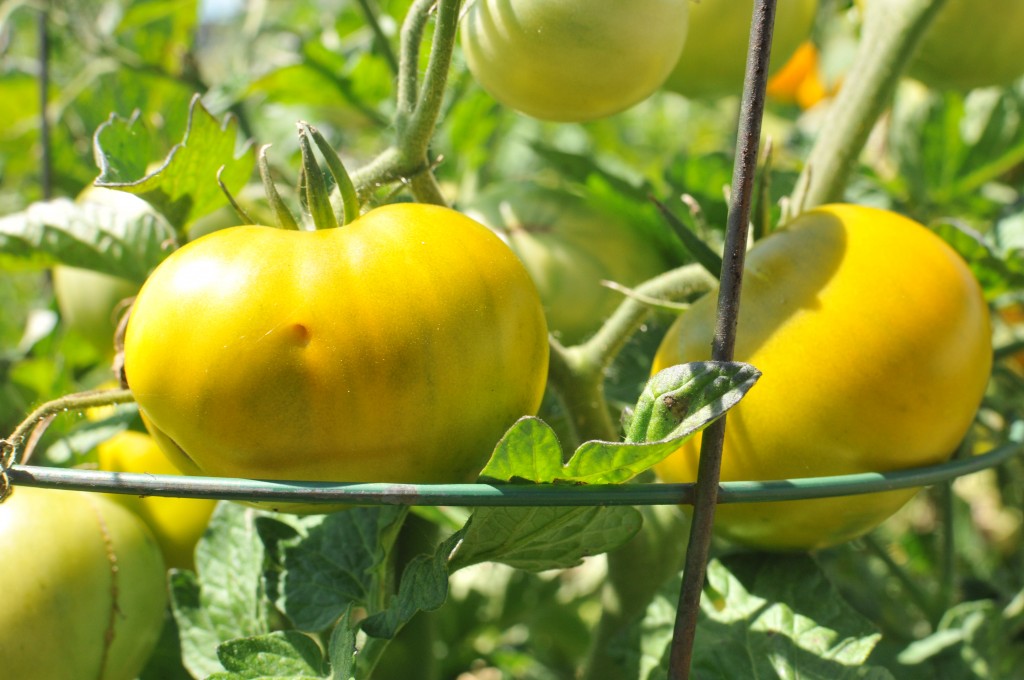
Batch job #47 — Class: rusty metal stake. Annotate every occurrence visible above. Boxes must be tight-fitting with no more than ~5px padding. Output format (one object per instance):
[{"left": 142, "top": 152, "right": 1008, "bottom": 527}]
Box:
[{"left": 667, "top": 0, "right": 777, "bottom": 676}]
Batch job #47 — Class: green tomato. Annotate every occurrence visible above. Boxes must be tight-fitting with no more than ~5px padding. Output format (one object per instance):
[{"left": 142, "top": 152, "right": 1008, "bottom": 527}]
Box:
[
  {"left": 466, "top": 185, "right": 671, "bottom": 345},
  {"left": 460, "top": 0, "right": 690, "bottom": 122},
  {"left": 0, "top": 486, "right": 167, "bottom": 680},
  {"left": 53, "top": 265, "right": 138, "bottom": 358},
  {"left": 663, "top": 0, "right": 818, "bottom": 99},
  {"left": 124, "top": 203, "right": 549, "bottom": 513},
  {"left": 654, "top": 204, "right": 991, "bottom": 551},
  {"left": 902, "top": 0, "right": 1024, "bottom": 90}
]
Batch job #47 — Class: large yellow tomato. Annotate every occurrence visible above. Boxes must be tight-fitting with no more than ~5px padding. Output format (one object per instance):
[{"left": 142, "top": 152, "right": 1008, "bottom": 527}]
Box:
[
  {"left": 98, "top": 430, "right": 216, "bottom": 570},
  {"left": 124, "top": 203, "right": 549, "bottom": 512},
  {"left": 860, "top": 0, "right": 1024, "bottom": 91},
  {"left": 460, "top": 0, "right": 690, "bottom": 122},
  {"left": 653, "top": 204, "right": 991, "bottom": 551},
  {"left": 664, "top": 0, "right": 818, "bottom": 99},
  {"left": 0, "top": 486, "right": 167, "bottom": 680}
]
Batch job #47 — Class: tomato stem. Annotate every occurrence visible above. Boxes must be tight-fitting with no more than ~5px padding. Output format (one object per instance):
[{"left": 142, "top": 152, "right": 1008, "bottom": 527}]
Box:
[{"left": 788, "top": 0, "right": 949, "bottom": 213}]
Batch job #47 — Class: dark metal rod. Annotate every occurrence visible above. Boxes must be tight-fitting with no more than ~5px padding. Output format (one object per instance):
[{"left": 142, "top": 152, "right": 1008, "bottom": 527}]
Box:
[{"left": 668, "top": 0, "right": 777, "bottom": 676}]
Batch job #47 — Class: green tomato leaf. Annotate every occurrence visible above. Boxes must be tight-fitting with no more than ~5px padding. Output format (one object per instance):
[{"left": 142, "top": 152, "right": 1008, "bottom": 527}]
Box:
[
  {"left": 268, "top": 507, "right": 408, "bottom": 632},
  {"left": 934, "top": 221, "right": 1024, "bottom": 300},
  {"left": 170, "top": 503, "right": 271, "bottom": 679},
  {"left": 208, "top": 631, "right": 328, "bottom": 679},
  {"left": 361, "top": 529, "right": 464, "bottom": 639},
  {"left": 0, "top": 197, "right": 174, "bottom": 282},
  {"left": 94, "top": 95, "right": 255, "bottom": 233},
  {"left": 449, "top": 505, "right": 642, "bottom": 573},
  {"left": 480, "top": 361, "right": 760, "bottom": 485},
  {"left": 327, "top": 607, "right": 359, "bottom": 680},
  {"left": 614, "top": 555, "right": 893, "bottom": 680},
  {"left": 897, "top": 599, "right": 1024, "bottom": 677}
]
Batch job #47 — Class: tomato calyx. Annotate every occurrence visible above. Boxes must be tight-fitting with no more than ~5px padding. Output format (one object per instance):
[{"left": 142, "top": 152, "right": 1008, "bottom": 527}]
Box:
[{"left": 230, "top": 121, "right": 360, "bottom": 232}]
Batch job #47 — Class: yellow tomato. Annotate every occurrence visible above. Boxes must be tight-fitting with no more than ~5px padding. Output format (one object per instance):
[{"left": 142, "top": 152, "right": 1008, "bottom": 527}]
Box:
[
  {"left": 653, "top": 204, "right": 992, "bottom": 551},
  {"left": 664, "top": 0, "right": 818, "bottom": 99},
  {"left": 124, "top": 203, "right": 549, "bottom": 513},
  {"left": 0, "top": 486, "right": 167, "bottom": 680},
  {"left": 97, "top": 430, "right": 216, "bottom": 570}
]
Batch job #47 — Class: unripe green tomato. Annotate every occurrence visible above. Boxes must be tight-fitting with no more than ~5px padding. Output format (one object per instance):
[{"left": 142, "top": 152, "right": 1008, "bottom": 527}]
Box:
[
  {"left": 466, "top": 185, "right": 670, "bottom": 344},
  {"left": 53, "top": 265, "right": 138, "bottom": 357},
  {"left": 124, "top": 203, "right": 549, "bottom": 513},
  {"left": 869, "top": 0, "right": 1024, "bottom": 90},
  {"left": 98, "top": 430, "right": 217, "bottom": 570},
  {"left": 664, "top": 0, "right": 818, "bottom": 99},
  {"left": 460, "top": 0, "right": 690, "bottom": 122},
  {"left": 653, "top": 204, "right": 992, "bottom": 551},
  {"left": 0, "top": 486, "right": 167, "bottom": 680}
]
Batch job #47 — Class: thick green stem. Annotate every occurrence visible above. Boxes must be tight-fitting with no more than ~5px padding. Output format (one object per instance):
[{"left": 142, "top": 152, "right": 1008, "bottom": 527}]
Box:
[
  {"left": 351, "top": 0, "right": 460, "bottom": 206},
  {"left": 789, "top": 0, "right": 948, "bottom": 213}
]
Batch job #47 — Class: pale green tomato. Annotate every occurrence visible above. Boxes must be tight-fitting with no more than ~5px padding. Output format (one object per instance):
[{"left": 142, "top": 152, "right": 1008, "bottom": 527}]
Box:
[
  {"left": 664, "top": 0, "right": 818, "bottom": 99},
  {"left": 0, "top": 487, "right": 167, "bottom": 680},
  {"left": 466, "top": 185, "right": 671, "bottom": 344},
  {"left": 461, "top": 0, "right": 690, "bottom": 122},
  {"left": 53, "top": 265, "right": 138, "bottom": 357}
]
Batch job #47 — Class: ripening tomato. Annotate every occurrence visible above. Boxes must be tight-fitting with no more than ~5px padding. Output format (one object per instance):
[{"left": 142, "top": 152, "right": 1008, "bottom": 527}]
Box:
[
  {"left": 664, "top": 0, "right": 818, "bottom": 99},
  {"left": 124, "top": 203, "right": 549, "bottom": 513},
  {"left": 859, "top": 0, "right": 1024, "bottom": 91},
  {"left": 765, "top": 41, "right": 835, "bottom": 109},
  {"left": 0, "top": 486, "right": 167, "bottom": 680},
  {"left": 460, "top": 0, "right": 690, "bottom": 122},
  {"left": 653, "top": 204, "right": 991, "bottom": 550},
  {"left": 97, "top": 430, "right": 216, "bottom": 569}
]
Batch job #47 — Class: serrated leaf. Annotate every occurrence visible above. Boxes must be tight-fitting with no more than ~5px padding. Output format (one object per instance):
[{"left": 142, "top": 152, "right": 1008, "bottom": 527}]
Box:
[
  {"left": 170, "top": 503, "right": 271, "bottom": 678},
  {"left": 480, "top": 362, "right": 760, "bottom": 485},
  {"left": 273, "top": 507, "right": 408, "bottom": 632},
  {"left": 207, "top": 631, "right": 327, "bottom": 679},
  {"left": 614, "top": 555, "right": 893, "bottom": 680},
  {"left": 361, "top": 529, "right": 463, "bottom": 639},
  {"left": 0, "top": 197, "right": 173, "bottom": 282},
  {"left": 94, "top": 95, "right": 255, "bottom": 231},
  {"left": 450, "top": 505, "right": 642, "bottom": 572}
]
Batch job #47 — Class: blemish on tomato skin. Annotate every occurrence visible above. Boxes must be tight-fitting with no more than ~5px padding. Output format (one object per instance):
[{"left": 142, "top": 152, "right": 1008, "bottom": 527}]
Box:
[{"left": 289, "top": 323, "right": 312, "bottom": 347}]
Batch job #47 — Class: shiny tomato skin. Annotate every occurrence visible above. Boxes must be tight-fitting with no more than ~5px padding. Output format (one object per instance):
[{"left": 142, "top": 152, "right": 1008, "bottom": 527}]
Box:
[
  {"left": 123, "top": 203, "right": 548, "bottom": 511},
  {"left": 664, "top": 0, "right": 818, "bottom": 99},
  {"left": 653, "top": 204, "right": 992, "bottom": 551},
  {"left": 460, "top": 0, "right": 690, "bottom": 122}
]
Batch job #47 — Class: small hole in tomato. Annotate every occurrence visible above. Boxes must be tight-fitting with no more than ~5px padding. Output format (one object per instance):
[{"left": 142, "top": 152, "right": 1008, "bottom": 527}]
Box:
[{"left": 290, "top": 323, "right": 311, "bottom": 347}]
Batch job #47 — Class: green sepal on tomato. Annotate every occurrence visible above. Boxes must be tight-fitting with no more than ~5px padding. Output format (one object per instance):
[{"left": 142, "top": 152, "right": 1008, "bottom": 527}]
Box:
[
  {"left": 124, "top": 202, "right": 550, "bottom": 513},
  {"left": 653, "top": 204, "right": 992, "bottom": 551},
  {"left": 460, "top": 0, "right": 690, "bottom": 122}
]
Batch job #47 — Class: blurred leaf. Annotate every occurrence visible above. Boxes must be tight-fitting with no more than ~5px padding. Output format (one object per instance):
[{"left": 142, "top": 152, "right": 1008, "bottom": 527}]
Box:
[
  {"left": 208, "top": 631, "right": 328, "bottom": 680},
  {"left": 0, "top": 197, "right": 173, "bottom": 282},
  {"left": 616, "top": 555, "right": 894, "bottom": 679},
  {"left": 95, "top": 95, "right": 255, "bottom": 231},
  {"left": 934, "top": 220, "right": 1024, "bottom": 300},
  {"left": 897, "top": 599, "right": 1024, "bottom": 679},
  {"left": 170, "top": 503, "right": 271, "bottom": 679}
]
